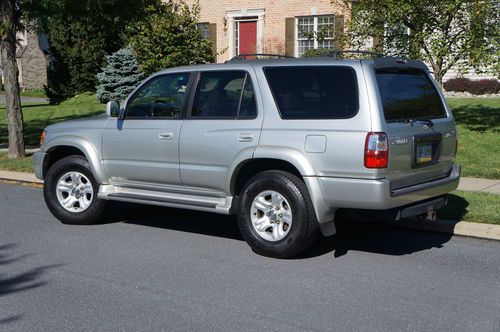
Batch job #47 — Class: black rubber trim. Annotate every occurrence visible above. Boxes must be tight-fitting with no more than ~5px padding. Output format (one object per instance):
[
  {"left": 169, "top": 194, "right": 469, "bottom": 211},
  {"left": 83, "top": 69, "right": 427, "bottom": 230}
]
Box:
[{"left": 390, "top": 164, "right": 461, "bottom": 197}]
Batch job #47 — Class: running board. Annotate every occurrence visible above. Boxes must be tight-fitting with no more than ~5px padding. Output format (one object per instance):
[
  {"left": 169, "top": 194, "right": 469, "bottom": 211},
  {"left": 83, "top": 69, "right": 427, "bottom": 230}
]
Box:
[{"left": 98, "top": 185, "right": 233, "bottom": 214}]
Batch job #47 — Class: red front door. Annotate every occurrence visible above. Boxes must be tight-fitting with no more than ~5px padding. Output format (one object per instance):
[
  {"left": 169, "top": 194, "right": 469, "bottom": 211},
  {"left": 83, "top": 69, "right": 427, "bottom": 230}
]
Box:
[{"left": 238, "top": 21, "right": 257, "bottom": 55}]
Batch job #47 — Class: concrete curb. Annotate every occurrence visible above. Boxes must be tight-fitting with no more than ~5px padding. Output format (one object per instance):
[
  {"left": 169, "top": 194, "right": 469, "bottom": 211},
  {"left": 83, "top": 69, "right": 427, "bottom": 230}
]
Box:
[
  {"left": 1, "top": 170, "right": 499, "bottom": 242},
  {"left": 0, "top": 170, "right": 43, "bottom": 184}
]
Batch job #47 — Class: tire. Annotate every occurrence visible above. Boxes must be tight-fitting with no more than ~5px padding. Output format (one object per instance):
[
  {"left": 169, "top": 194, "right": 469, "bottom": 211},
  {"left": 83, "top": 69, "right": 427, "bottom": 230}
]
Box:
[
  {"left": 237, "top": 170, "right": 319, "bottom": 258},
  {"left": 43, "top": 155, "right": 108, "bottom": 225}
]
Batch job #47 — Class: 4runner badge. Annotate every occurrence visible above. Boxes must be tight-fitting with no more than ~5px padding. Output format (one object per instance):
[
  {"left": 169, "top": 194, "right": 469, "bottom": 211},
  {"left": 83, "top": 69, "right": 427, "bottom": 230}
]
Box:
[{"left": 391, "top": 138, "right": 409, "bottom": 145}]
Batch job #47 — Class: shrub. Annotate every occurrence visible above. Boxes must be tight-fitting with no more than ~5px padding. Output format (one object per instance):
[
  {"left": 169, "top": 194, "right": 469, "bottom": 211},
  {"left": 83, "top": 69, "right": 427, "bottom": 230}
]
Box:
[
  {"left": 96, "top": 48, "right": 144, "bottom": 103},
  {"left": 443, "top": 78, "right": 470, "bottom": 92},
  {"left": 444, "top": 77, "right": 500, "bottom": 95},
  {"left": 468, "top": 79, "right": 500, "bottom": 95},
  {"left": 302, "top": 48, "right": 335, "bottom": 58}
]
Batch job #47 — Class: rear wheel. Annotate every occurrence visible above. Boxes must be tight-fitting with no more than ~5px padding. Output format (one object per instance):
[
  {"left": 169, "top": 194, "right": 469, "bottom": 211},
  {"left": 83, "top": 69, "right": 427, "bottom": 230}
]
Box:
[
  {"left": 44, "top": 155, "right": 108, "bottom": 225},
  {"left": 237, "top": 171, "right": 318, "bottom": 258}
]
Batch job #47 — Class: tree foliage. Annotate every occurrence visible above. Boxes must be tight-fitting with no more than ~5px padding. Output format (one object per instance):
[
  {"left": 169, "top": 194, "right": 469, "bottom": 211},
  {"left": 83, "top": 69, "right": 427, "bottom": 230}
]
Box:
[
  {"left": 343, "top": 0, "right": 499, "bottom": 84},
  {"left": 127, "top": 1, "right": 214, "bottom": 76},
  {"left": 25, "top": 0, "right": 158, "bottom": 101},
  {"left": 97, "top": 48, "right": 144, "bottom": 103}
]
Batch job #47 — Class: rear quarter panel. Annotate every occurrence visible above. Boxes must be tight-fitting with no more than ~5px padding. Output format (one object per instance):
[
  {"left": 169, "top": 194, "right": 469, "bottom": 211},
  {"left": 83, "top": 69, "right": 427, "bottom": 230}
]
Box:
[{"left": 254, "top": 62, "right": 375, "bottom": 179}]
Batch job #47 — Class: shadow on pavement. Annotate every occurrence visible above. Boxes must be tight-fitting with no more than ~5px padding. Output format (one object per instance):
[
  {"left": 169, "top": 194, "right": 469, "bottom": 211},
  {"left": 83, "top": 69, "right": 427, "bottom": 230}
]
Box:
[
  {"left": 0, "top": 243, "right": 63, "bottom": 326},
  {"left": 0, "top": 315, "right": 22, "bottom": 325},
  {"left": 103, "top": 203, "right": 453, "bottom": 259},
  {"left": 104, "top": 202, "right": 243, "bottom": 241},
  {"left": 297, "top": 219, "right": 453, "bottom": 259}
]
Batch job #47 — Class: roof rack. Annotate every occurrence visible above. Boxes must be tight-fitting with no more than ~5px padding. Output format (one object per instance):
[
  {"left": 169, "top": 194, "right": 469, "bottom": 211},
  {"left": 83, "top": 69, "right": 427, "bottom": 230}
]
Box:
[
  {"left": 227, "top": 53, "right": 296, "bottom": 62},
  {"left": 320, "top": 50, "right": 385, "bottom": 59}
]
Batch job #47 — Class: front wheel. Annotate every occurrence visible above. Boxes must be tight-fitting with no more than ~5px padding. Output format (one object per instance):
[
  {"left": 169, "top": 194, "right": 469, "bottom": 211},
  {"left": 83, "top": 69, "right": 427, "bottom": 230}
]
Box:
[
  {"left": 237, "top": 171, "right": 318, "bottom": 258},
  {"left": 43, "top": 155, "right": 108, "bottom": 225}
]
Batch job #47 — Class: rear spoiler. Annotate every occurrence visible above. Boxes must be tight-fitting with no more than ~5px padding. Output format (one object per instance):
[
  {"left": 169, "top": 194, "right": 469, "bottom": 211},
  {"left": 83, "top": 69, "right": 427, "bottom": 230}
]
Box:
[{"left": 374, "top": 57, "right": 429, "bottom": 72}]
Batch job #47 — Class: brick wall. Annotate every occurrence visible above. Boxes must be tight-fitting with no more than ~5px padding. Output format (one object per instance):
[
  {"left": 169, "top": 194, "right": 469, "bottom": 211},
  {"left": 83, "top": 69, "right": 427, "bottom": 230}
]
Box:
[
  {"left": 184, "top": 0, "right": 348, "bottom": 62},
  {"left": 16, "top": 30, "right": 48, "bottom": 90}
]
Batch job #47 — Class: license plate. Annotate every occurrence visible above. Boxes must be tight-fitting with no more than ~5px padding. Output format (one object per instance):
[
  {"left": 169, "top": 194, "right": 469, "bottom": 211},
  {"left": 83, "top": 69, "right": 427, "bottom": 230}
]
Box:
[{"left": 416, "top": 143, "right": 433, "bottom": 164}]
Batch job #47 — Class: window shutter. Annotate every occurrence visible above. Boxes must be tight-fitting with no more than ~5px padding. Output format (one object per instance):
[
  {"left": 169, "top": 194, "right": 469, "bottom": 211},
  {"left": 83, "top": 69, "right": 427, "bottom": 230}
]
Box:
[
  {"left": 334, "top": 15, "right": 344, "bottom": 50},
  {"left": 285, "top": 17, "right": 295, "bottom": 57},
  {"left": 209, "top": 23, "right": 217, "bottom": 57}
]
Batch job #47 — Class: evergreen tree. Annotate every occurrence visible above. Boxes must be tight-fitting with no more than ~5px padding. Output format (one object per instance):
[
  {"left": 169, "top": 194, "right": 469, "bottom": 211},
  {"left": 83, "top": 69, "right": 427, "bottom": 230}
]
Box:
[
  {"left": 127, "top": 1, "right": 214, "bottom": 76},
  {"left": 96, "top": 48, "right": 144, "bottom": 103}
]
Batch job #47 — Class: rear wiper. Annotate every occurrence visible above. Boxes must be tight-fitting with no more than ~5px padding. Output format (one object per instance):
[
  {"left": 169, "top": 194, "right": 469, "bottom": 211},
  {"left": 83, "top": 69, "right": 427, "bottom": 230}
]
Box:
[{"left": 400, "top": 118, "right": 434, "bottom": 128}]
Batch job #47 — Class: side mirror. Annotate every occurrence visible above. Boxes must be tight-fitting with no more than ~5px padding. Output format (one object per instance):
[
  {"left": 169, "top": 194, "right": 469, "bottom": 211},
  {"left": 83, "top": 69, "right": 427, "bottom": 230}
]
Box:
[{"left": 106, "top": 100, "right": 120, "bottom": 117}]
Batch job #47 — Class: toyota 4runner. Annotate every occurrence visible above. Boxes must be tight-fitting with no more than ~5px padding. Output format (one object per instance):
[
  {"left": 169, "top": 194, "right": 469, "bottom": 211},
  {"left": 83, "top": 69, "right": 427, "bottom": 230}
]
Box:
[{"left": 34, "top": 54, "right": 460, "bottom": 258}]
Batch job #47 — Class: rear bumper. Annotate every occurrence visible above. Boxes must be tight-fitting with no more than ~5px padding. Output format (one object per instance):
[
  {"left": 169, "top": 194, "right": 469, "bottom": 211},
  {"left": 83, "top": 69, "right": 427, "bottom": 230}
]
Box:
[{"left": 318, "top": 164, "right": 460, "bottom": 210}]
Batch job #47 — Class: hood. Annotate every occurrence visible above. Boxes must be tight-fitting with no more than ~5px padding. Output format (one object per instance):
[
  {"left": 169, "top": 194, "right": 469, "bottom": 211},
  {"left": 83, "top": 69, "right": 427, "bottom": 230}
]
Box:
[{"left": 46, "top": 113, "right": 109, "bottom": 132}]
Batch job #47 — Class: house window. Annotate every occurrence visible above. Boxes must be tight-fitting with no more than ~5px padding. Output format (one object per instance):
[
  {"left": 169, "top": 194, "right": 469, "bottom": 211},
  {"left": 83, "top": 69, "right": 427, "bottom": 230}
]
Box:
[
  {"left": 296, "top": 15, "right": 335, "bottom": 57},
  {"left": 234, "top": 21, "right": 239, "bottom": 55},
  {"left": 197, "top": 22, "right": 210, "bottom": 40}
]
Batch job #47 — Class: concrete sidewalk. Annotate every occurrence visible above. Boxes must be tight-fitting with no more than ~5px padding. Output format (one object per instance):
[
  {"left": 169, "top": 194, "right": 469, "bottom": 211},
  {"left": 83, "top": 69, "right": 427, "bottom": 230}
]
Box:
[
  {"left": 1, "top": 170, "right": 498, "bottom": 194},
  {"left": 457, "top": 177, "right": 500, "bottom": 194}
]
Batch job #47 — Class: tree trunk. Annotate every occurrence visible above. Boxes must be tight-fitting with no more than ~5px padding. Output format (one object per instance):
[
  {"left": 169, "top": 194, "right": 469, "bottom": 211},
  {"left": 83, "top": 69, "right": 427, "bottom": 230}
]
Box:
[
  {"left": 434, "top": 68, "right": 444, "bottom": 88},
  {"left": 1, "top": 0, "right": 25, "bottom": 159}
]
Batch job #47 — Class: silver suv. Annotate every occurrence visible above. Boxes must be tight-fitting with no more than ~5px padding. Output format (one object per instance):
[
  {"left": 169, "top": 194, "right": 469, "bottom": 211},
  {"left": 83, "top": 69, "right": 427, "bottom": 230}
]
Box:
[{"left": 34, "top": 55, "right": 460, "bottom": 258}]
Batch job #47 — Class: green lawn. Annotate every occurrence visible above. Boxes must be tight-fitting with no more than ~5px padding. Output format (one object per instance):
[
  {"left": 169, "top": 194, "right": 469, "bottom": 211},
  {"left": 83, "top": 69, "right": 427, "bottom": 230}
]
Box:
[
  {"left": 20, "top": 89, "right": 47, "bottom": 98},
  {"left": 438, "top": 190, "right": 500, "bottom": 225},
  {"left": 0, "top": 151, "right": 33, "bottom": 172},
  {"left": 0, "top": 93, "right": 104, "bottom": 146},
  {"left": 447, "top": 98, "right": 500, "bottom": 179}
]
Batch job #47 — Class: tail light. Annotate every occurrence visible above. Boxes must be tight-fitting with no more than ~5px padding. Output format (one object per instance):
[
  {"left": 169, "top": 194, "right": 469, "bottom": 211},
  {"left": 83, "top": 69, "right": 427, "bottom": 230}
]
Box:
[
  {"left": 364, "top": 132, "right": 388, "bottom": 168},
  {"left": 40, "top": 130, "right": 46, "bottom": 146}
]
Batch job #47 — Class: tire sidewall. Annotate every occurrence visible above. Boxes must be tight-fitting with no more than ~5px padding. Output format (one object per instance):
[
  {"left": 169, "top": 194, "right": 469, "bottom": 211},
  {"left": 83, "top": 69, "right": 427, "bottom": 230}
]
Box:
[{"left": 44, "top": 156, "right": 105, "bottom": 225}]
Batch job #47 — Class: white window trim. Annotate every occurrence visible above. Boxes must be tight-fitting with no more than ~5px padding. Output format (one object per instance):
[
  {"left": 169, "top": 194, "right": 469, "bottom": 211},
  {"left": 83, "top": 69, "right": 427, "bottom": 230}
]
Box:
[
  {"left": 226, "top": 8, "right": 265, "bottom": 59},
  {"left": 295, "top": 15, "right": 335, "bottom": 58}
]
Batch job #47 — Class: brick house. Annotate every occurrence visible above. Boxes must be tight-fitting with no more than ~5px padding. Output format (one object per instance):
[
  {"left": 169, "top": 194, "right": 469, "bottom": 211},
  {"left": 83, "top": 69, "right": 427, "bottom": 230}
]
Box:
[
  {"left": 1, "top": 29, "right": 49, "bottom": 90},
  {"left": 185, "top": 0, "right": 348, "bottom": 62}
]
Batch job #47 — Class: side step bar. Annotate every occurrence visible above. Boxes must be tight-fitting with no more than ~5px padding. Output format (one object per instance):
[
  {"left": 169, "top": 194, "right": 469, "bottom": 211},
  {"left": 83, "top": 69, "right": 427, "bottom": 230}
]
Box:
[
  {"left": 107, "top": 193, "right": 217, "bottom": 209},
  {"left": 98, "top": 185, "right": 233, "bottom": 214}
]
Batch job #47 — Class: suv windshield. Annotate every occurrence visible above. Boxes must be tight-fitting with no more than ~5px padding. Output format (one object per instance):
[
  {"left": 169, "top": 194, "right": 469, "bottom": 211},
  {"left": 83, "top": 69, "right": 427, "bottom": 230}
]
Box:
[{"left": 375, "top": 69, "right": 447, "bottom": 122}]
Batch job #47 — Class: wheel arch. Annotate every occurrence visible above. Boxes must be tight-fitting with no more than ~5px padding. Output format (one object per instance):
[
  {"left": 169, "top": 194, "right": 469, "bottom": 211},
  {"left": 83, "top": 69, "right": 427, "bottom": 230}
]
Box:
[
  {"left": 228, "top": 147, "right": 336, "bottom": 235},
  {"left": 43, "top": 137, "right": 108, "bottom": 184}
]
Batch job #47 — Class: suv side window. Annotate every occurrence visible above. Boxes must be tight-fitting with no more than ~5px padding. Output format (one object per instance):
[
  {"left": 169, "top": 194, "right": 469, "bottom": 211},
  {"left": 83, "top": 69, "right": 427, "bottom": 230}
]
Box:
[
  {"left": 126, "top": 73, "right": 190, "bottom": 119},
  {"left": 191, "top": 71, "right": 257, "bottom": 118},
  {"left": 264, "top": 66, "right": 359, "bottom": 119}
]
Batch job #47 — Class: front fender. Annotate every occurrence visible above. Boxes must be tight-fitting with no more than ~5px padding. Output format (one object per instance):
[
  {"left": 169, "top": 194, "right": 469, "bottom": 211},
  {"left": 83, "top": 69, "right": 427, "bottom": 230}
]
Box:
[{"left": 44, "top": 135, "right": 108, "bottom": 184}]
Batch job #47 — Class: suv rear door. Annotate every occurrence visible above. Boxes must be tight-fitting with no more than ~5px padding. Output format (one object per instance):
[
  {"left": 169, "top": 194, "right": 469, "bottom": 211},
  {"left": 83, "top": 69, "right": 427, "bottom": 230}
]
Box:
[
  {"left": 179, "top": 69, "right": 263, "bottom": 193},
  {"left": 371, "top": 63, "right": 457, "bottom": 190}
]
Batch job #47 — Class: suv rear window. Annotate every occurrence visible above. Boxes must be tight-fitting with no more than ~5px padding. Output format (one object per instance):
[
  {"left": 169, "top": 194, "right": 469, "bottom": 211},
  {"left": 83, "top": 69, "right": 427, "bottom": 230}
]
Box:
[
  {"left": 264, "top": 66, "right": 359, "bottom": 119},
  {"left": 376, "top": 69, "right": 447, "bottom": 122}
]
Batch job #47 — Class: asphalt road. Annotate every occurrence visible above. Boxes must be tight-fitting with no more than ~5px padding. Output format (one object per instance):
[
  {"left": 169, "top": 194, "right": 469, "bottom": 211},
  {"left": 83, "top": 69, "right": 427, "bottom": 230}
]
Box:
[{"left": 1, "top": 182, "right": 499, "bottom": 331}]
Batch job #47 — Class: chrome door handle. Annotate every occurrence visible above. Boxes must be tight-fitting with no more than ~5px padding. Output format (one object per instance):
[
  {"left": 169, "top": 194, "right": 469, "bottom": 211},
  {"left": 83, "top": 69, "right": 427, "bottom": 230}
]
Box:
[
  {"left": 159, "top": 132, "right": 173, "bottom": 140},
  {"left": 238, "top": 134, "right": 254, "bottom": 142}
]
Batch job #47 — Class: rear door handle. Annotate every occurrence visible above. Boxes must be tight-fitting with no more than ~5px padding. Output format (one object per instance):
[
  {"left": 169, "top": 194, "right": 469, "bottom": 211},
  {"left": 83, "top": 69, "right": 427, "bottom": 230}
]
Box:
[
  {"left": 159, "top": 132, "right": 173, "bottom": 140},
  {"left": 238, "top": 134, "right": 254, "bottom": 142}
]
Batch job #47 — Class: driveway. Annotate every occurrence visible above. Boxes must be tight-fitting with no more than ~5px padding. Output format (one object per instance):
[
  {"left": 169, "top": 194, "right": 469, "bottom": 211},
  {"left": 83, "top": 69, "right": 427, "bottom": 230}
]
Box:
[{"left": 0, "top": 93, "right": 47, "bottom": 104}]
